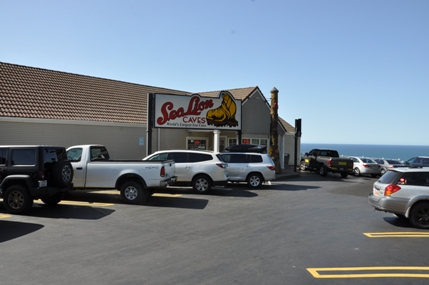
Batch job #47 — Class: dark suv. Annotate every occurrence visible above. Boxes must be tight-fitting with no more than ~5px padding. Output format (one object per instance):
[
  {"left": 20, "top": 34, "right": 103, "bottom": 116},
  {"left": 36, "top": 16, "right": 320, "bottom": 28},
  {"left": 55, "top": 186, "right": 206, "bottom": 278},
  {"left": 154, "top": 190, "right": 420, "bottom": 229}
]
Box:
[{"left": 0, "top": 146, "right": 73, "bottom": 214}]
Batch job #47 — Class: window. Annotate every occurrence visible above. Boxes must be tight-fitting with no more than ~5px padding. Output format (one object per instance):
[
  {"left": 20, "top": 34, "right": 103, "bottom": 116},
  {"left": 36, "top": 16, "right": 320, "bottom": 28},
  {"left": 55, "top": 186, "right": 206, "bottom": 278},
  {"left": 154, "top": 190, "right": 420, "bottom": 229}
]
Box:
[
  {"left": 188, "top": 153, "right": 212, "bottom": 162},
  {"left": 187, "top": 139, "right": 207, "bottom": 150},
  {"left": 0, "top": 148, "right": 7, "bottom": 165},
  {"left": 171, "top": 152, "right": 188, "bottom": 163},
  {"left": 248, "top": 154, "right": 263, "bottom": 163},
  {"left": 12, "top": 149, "right": 36, "bottom": 165},
  {"left": 67, "top": 148, "right": 83, "bottom": 162},
  {"left": 241, "top": 138, "right": 268, "bottom": 146},
  {"left": 228, "top": 138, "right": 237, "bottom": 147}
]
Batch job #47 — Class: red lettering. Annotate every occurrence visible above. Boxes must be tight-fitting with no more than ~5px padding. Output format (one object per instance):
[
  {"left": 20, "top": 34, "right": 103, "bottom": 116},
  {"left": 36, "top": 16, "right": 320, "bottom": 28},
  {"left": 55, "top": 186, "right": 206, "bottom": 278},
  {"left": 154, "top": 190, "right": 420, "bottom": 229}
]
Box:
[{"left": 156, "top": 96, "right": 214, "bottom": 125}]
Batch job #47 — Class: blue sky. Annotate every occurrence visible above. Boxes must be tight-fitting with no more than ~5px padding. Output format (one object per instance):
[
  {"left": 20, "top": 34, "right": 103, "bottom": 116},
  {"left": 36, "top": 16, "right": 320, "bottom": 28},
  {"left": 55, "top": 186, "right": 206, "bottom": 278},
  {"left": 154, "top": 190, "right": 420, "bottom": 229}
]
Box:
[{"left": 1, "top": 0, "right": 428, "bottom": 145}]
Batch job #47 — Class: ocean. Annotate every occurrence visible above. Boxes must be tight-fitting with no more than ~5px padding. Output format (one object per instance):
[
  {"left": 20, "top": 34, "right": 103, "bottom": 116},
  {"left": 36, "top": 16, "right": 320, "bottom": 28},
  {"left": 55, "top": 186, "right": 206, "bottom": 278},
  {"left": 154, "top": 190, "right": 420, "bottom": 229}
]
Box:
[{"left": 301, "top": 143, "right": 429, "bottom": 161}]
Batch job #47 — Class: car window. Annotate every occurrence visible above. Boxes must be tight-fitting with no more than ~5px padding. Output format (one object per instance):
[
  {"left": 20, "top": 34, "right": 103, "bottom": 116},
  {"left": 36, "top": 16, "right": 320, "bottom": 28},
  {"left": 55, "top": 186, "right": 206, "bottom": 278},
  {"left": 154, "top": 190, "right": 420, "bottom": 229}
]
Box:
[
  {"left": 248, "top": 154, "right": 263, "bottom": 163},
  {"left": 67, "top": 148, "right": 83, "bottom": 162},
  {"left": 171, "top": 152, "right": 188, "bottom": 163},
  {"left": 378, "top": 170, "right": 402, "bottom": 184},
  {"left": 188, "top": 153, "right": 212, "bottom": 162},
  {"left": 43, "top": 147, "right": 67, "bottom": 163},
  {"left": 386, "top": 159, "right": 401, "bottom": 164},
  {"left": 399, "top": 172, "right": 429, "bottom": 186},
  {"left": 11, "top": 149, "right": 36, "bottom": 165},
  {"left": 146, "top": 153, "right": 169, "bottom": 161},
  {"left": 230, "top": 154, "right": 247, "bottom": 163},
  {"left": 374, "top": 159, "right": 383, "bottom": 164},
  {"left": 0, "top": 148, "right": 8, "bottom": 165}
]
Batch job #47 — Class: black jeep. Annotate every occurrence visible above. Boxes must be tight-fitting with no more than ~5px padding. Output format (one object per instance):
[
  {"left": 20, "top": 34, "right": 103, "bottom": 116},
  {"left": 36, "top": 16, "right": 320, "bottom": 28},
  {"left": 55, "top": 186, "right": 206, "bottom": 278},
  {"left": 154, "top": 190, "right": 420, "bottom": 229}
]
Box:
[{"left": 0, "top": 146, "right": 73, "bottom": 214}]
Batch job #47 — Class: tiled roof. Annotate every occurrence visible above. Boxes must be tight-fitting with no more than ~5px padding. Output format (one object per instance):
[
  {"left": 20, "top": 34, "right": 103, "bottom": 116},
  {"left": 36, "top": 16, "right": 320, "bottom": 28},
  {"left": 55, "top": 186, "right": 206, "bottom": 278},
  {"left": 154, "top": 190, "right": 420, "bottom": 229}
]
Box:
[
  {"left": 0, "top": 62, "right": 191, "bottom": 124},
  {"left": 279, "top": 117, "right": 296, "bottom": 133},
  {"left": 198, "top": 87, "right": 258, "bottom": 101},
  {"left": 0, "top": 62, "right": 292, "bottom": 132}
]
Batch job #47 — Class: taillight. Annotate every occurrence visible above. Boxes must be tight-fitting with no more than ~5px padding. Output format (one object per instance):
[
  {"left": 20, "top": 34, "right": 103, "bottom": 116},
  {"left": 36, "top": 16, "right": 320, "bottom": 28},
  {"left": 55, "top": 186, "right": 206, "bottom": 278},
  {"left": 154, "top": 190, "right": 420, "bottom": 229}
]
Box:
[
  {"left": 363, "top": 164, "right": 370, "bottom": 168},
  {"left": 384, "top": 184, "right": 401, "bottom": 196},
  {"left": 38, "top": 171, "right": 45, "bottom": 179},
  {"left": 268, "top": 166, "right": 275, "bottom": 171},
  {"left": 160, "top": 166, "right": 165, "bottom": 177},
  {"left": 216, "top": 163, "right": 227, "bottom": 169},
  {"left": 328, "top": 160, "right": 332, "bottom": 167}
]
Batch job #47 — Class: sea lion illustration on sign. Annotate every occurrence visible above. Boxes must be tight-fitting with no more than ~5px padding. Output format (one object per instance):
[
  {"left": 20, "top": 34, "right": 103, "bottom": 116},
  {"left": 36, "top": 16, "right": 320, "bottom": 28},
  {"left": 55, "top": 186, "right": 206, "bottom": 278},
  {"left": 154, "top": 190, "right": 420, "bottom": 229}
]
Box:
[{"left": 206, "top": 91, "right": 238, "bottom": 127}]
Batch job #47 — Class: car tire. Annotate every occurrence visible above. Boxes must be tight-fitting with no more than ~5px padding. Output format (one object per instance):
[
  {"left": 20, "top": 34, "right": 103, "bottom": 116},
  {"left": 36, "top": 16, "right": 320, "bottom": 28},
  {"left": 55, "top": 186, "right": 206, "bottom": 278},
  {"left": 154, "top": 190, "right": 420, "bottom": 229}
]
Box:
[
  {"left": 52, "top": 161, "right": 74, "bottom": 188},
  {"left": 3, "top": 185, "right": 33, "bottom": 214},
  {"left": 409, "top": 202, "right": 429, "bottom": 229},
  {"left": 41, "top": 192, "right": 64, "bottom": 206},
  {"left": 319, "top": 165, "right": 328, "bottom": 176},
  {"left": 120, "top": 181, "right": 149, "bottom": 204},
  {"left": 370, "top": 174, "right": 377, "bottom": 178},
  {"left": 299, "top": 161, "right": 307, "bottom": 171},
  {"left": 353, "top": 167, "right": 361, "bottom": 176},
  {"left": 192, "top": 175, "right": 212, "bottom": 194},
  {"left": 247, "top": 173, "right": 263, "bottom": 188}
]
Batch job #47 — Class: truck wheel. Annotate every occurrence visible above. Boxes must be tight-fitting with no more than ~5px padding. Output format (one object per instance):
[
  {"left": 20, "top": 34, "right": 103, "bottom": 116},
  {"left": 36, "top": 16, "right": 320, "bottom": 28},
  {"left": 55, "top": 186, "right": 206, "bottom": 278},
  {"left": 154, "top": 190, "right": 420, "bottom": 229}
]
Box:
[
  {"left": 340, "top": 172, "right": 348, "bottom": 178},
  {"left": 3, "top": 185, "right": 33, "bottom": 214},
  {"left": 52, "top": 161, "right": 74, "bottom": 187},
  {"left": 247, "top": 173, "right": 263, "bottom": 188},
  {"left": 299, "top": 161, "right": 307, "bottom": 171},
  {"left": 120, "top": 181, "right": 149, "bottom": 205},
  {"left": 41, "top": 192, "right": 64, "bottom": 206},
  {"left": 319, "top": 165, "right": 328, "bottom": 176},
  {"left": 409, "top": 202, "right": 429, "bottom": 229},
  {"left": 353, "top": 167, "right": 361, "bottom": 176},
  {"left": 192, "top": 175, "right": 211, "bottom": 194}
]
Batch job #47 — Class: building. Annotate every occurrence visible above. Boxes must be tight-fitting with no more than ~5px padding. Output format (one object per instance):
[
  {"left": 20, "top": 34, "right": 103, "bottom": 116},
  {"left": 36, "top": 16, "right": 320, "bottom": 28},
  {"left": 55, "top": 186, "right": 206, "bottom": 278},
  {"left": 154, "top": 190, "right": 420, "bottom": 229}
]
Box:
[{"left": 0, "top": 62, "right": 299, "bottom": 168}]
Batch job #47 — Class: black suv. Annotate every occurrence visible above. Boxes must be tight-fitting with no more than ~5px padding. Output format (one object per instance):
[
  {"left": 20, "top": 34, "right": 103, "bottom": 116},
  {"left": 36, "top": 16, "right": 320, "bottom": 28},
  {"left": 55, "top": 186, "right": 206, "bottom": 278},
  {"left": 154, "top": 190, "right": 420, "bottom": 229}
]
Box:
[{"left": 0, "top": 146, "right": 73, "bottom": 213}]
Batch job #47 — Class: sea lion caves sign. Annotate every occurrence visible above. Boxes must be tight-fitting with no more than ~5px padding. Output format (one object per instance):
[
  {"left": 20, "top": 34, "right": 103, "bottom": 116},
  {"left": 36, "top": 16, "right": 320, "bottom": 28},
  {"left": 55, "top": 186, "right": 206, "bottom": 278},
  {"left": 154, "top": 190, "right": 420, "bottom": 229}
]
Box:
[{"left": 153, "top": 91, "right": 242, "bottom": 130}]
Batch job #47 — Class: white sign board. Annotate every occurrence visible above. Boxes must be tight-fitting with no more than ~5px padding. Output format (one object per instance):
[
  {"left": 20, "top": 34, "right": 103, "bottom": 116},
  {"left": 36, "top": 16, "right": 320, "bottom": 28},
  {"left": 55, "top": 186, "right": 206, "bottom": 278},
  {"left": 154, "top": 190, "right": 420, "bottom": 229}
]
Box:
[{"left": 154, "top": 91, "right": 242, "bottom": 130}]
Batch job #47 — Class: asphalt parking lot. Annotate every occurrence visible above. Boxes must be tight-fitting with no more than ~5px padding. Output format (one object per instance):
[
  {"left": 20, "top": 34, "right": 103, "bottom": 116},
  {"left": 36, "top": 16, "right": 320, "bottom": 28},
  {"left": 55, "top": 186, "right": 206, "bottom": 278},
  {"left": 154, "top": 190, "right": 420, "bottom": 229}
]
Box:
[{"left": 2, "top": 172, "right": 429, "bottom": 284}]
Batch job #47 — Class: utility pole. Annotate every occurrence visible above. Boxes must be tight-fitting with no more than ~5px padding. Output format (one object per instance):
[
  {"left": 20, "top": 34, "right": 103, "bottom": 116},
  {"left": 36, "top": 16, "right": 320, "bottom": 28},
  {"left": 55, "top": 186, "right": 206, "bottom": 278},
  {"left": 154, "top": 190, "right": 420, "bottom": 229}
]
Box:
[{"left": 269, "top": 87, "right": 281, "bottom": 174}]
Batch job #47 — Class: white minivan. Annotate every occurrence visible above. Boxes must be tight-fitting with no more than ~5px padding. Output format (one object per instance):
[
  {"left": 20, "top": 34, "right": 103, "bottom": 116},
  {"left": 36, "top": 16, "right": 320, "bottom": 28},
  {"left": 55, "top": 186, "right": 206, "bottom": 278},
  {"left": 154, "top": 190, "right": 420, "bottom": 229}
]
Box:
[
  {"left": 218, "top": 152, "right": 276, "bottom": 188},
  {"left": 143, "top": 150, "right": 228, "bottom": 194}
]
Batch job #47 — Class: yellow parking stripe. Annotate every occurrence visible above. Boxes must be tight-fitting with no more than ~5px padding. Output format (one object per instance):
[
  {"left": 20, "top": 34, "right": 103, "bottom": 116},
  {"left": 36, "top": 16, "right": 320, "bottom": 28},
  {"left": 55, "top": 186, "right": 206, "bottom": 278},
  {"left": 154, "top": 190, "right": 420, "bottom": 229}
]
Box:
[
  {"left": 307, "top": 267, "right": 429, "bottom": 278},
  {"left": 152, "top": 193, "right": 182, "bottom": 197},
  {"left": 0, "top": 214, "right": 11, "bottom": 219},
  {"left": 364, "top": 232, "right": 429, "bottom": 238},
  {"left": 35, "top": 200, "right": 114, "bottom": 207}
]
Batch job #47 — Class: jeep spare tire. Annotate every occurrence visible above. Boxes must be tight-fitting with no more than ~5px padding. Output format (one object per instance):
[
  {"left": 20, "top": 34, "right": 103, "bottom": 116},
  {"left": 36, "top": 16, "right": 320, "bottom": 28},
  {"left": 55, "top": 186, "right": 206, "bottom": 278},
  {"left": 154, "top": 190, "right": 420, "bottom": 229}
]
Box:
[{"left": 52, "top": 161, "right": 73, "bottom": 187}]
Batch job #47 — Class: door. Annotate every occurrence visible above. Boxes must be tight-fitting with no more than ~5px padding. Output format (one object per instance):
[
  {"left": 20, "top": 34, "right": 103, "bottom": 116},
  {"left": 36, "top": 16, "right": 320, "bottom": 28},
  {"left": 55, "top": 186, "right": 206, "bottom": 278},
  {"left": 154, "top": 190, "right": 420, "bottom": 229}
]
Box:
[{"left": 222, "top": 154, "right": 248, "bottom": 181}]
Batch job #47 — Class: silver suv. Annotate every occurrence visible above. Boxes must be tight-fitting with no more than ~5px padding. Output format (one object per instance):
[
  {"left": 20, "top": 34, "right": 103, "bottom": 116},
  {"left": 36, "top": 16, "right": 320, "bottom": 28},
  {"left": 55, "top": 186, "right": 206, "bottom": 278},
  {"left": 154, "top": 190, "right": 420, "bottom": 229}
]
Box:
[
  {"left": 143, "top": 150, "right": 228, "bottom": 194},
  {"left": 368, "top": 167, "right": 429, "bottom": 229},
  {"left": 218, "top": 152, "right": 275, "bottom": 188}
]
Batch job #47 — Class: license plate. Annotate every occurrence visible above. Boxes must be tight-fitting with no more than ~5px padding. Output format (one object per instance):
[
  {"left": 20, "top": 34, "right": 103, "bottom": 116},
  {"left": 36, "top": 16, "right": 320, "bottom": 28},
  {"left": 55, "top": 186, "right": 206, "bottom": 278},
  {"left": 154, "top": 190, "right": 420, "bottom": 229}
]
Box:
[
  {"left": 339, "top": 162, "right": 346, "bottom": 166},
  {"left": 39, "top": 180, "right": 47, "bottom": 187}
]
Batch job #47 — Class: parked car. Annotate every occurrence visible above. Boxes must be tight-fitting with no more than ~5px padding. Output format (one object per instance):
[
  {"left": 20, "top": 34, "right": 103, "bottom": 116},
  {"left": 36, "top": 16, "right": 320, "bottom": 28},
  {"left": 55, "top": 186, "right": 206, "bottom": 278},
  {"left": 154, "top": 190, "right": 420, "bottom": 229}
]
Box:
[
  {"left": 0, "top": 145, "right": 73, "bottom": 213},
  {"left": 372, "top": 158, "right": 406, "bottom": 176},
  {"left": 300, "top": 149, "right": 353, "bottom": 178},
  {"left": 368, "top": 167, "right": 429, "bottom": 229},
  {"left": 224, "top": 144, "right": 267, "bottom": 153},
  {"left": 404, "top": 156, "right": 429, "bottom": 167},
  {"left": 346, "top": 156, "right": 381, "bottom": 177},
  {"left": 218, "top": 152, "right": 275, "bottom": 188},
  {"left": 143, "top": 150, "right": 228, "bottom": 193}
]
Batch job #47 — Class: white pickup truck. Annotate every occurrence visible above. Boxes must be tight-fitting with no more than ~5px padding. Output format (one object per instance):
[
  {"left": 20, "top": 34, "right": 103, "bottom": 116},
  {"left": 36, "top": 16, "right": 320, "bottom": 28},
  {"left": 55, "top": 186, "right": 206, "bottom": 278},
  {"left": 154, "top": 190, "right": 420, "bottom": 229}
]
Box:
[{"left": 66, "top": 144, "right": 176, "bottom": 204}]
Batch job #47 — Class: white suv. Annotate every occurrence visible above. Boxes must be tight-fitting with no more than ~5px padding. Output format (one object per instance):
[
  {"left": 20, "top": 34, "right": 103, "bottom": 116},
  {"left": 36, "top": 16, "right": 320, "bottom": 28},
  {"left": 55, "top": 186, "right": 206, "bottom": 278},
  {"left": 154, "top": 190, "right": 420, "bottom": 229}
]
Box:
[
  {"left": 218, "top": 152, "right": 275, "bottom": 188},
  {"left": 143, "top": 150, "right": 228, "bottom": 193},
  {"left": 368, "top": 167, "right": 429, "bottom": 229}
]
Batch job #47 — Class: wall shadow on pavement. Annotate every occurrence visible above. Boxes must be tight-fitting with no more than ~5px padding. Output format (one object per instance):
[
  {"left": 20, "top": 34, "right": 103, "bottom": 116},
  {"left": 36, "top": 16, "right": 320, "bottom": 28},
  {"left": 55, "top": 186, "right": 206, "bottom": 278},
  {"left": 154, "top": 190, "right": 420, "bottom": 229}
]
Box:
[
  {"left": 147, "top": 196, "right": 209, "bottom": 209},
  {"left": 155, "top": 186, "right": 259, "bottom": 198},
  {"left": 0, "top": 202, "right": 115, "bottom": 220},
  {"left": 0, "top": 220, "right": 44, "bottom": 243}
]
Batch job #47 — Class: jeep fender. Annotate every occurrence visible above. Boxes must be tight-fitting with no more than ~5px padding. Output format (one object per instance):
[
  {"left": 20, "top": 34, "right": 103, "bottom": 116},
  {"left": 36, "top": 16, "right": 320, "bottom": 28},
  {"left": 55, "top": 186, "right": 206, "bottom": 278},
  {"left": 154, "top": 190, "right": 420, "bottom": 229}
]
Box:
[{"left": 0, "top": 175, "right": 33, "bottom": 194}]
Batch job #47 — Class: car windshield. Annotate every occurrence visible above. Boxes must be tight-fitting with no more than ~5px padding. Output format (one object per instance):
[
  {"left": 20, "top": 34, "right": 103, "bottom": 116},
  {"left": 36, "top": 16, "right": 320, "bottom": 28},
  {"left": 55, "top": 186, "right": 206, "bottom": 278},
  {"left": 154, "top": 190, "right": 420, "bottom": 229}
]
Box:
[
  {"left": 361, "top": 158, "right": 376, "bottom": 163},
  {"left": 386, "top": 159, "right": 402, "bottom": 164}
]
